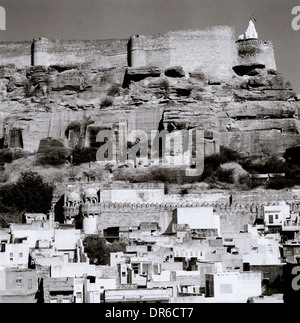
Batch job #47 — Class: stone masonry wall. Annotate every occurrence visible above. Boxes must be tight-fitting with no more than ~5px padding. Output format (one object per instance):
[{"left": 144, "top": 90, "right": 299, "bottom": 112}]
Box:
[
  {"left": 32, "top": 38, "right": 128, "bottom": 68},
  {"left": 236, "top": 39, "right": 276, "bottom": 70},
  {"left": 129, "top": 26, "right": 238, "bottom": 80},
  {"left": 0, "top": 41, "right": 32, "bottom": 67}
]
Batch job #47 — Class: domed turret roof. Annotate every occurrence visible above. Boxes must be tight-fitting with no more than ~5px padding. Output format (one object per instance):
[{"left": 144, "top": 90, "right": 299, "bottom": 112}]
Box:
[
  {"left": 85, "top": 187, "right": 98, "bottom": 198},
  {"left": 67, "top": 191, "right": 81, "bottom": 201}
]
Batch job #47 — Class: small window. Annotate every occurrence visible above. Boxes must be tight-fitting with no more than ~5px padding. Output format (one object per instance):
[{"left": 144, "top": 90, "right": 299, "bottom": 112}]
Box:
[
  {"left": 19, "top": 252, "right": 23, "bottom": 258},
  {"left": 16, "top": 277, "right": 23, "bottom": 286},
  {"left": 132, "top": 263, "right": 139, "bottom": 274},
  {"left": 275, "top": 214, "right": 279, "bottom": 220}
]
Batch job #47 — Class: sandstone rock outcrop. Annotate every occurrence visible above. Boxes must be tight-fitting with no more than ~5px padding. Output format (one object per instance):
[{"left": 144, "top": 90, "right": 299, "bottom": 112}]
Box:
[{"left": 0, "top": 58, "right": 299, "bottom": 160}]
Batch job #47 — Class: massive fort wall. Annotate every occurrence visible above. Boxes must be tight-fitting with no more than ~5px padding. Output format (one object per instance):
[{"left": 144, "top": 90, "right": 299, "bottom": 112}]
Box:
[
  {"left": 236, "top": 39, "right": 276, "bottom": 70},
  {"left": 0, "top": 25, "right": 276, "bottom": 80},
  {"left": 0, "top": 41, "right": 32, "bottom": 67},
  {"left": 1, "top": 23, "right": 292, "bottom": 160},
  {"left": 130, "top": 26, "right": 238, "bottom": 80},
  {"left": 32, "top": 38, "right": 128, "bottom": 68}
]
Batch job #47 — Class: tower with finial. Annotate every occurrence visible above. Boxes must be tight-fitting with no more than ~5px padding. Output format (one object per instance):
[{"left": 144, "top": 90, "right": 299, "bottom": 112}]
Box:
[{"left": 234, "top": 15, "right": 277, "bottom": 74}]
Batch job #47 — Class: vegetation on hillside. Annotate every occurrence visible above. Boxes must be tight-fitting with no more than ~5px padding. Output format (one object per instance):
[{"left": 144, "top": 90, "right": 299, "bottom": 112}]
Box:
[
  {"left": 113, "top": 146, "right": 300, "bottom": 190},
  {"left": 35, "top": 147, "right": 68, "bottom": 166},
  {"left": 0, "top": 171, "right": 55, "bottom": 227},
  {"left": 71, "top": 146, "right": 97, "bottom": 165}
]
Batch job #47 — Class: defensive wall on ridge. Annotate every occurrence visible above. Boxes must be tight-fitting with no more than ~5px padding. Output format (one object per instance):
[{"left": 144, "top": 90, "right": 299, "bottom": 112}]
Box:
[
  {"left": 236, "top": 39, "right": 276, "bottom": 70},
  {"left": 0, "top": 26, "right": 276, "bottom": 80},
  {"left": 32, "top": 38, "right": 128, "bottom": 68},
  {"left": 0, "top": 41, "right": 32, "bottom": 67},
  {"left": 59, "top": 182, "right": 300, "bottom": 234},
  {"left": 63, "top": 200, "right": 300, "bottom": 234},
  {"left": 129, "top": 26, "right": 238, "bottom": 80}
]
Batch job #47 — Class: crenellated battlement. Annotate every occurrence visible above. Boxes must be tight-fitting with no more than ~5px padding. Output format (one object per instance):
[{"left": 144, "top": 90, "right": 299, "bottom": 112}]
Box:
[
  {"left": 63, "top": 200, "right": 297, "bottom": 215},
  {"left": 62, "top": 196, "right": 300, "bottom": 234}
]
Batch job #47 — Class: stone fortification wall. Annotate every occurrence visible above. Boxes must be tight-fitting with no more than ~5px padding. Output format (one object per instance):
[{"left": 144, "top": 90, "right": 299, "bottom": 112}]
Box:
[
  {"left": 0, "top": 27, "right": 276, "bottom": 81},
  {"left": 32, "top": 37, "right": 128, "bottom": 68},
  {"left": 236, "top": 39, "right": 276, "bottom": 70},
  {"left": 73, "top": 201, "right": 271, "bottom": 233},
  {"left": 129, "top": 26, "right": 238, "bottom": 80},
  {"left": 0, "top": 41, "right": 32, "bottom": 67},
  {"left": 63, "top": 184, "right": 300, "bottom": 234}
]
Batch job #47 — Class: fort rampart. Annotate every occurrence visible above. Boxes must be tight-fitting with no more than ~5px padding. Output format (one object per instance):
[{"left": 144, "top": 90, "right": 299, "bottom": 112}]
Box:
[
  {"left": 0, "top": 25, "right": 276, "bottom": 80},
  {"left": 32, "top": 37, "right": 128, "bottom": 68},
  {"left": 63, "top": 200, "right": 300, "bottom": 234},
  {"left": 236, "top": 39, "right": 276, "bottom": 70},
  {"left": 129, "top": 26, "right": 238, "bottom": 80}
]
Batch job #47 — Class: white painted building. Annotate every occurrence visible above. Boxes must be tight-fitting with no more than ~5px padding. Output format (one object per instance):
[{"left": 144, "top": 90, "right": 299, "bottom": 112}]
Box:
[
  {"left": 263, "top": 201, "right": 290, "bottom": 228},
  {"left": 243, "top": 234, "right": 281, "bottom": 265},
  {"left": 9, "top": 223, "right": 54, "bottom": 249},
  {"left": 0, "top": 242, "right": 30, "bottom": 268},
  {"left": 205, "top": 271, "right": 262, "bottom": 303},
  {"left": 176, "top": 207, "right": 220, "bottom": 236}
]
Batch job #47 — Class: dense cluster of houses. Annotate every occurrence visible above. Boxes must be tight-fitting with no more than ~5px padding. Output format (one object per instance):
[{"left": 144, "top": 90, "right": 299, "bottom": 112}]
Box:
[{"left": 1, "top": 188, "right": 299, "bottom": 303}]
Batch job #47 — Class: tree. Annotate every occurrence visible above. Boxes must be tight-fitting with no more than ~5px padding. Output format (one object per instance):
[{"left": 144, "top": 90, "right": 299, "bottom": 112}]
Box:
[
  {"left": 0, "top": 203, "right": 22, "bottom": 228},
  {"left": 83, "top": 235, "right": 128, "bottom": 265},
  {"left": 0, "top": 171, "right": 55, "bottom": 214},
  {"left": 71, "top": 146, "right": 97, "bottom": 164}
]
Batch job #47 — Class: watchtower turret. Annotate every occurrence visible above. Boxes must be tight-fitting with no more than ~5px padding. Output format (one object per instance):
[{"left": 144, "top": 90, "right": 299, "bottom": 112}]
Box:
[{"left": 234, "top": 18, "right": 276, "bottom": 75}]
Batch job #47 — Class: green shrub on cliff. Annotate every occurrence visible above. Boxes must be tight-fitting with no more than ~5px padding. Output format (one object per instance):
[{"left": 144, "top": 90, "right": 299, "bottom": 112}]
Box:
[{"left": 0, "top": 149, "right": 13, "bottom": 164}]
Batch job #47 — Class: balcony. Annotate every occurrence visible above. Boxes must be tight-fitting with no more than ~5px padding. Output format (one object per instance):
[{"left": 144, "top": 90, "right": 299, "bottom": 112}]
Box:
[{"left": 282, "top": 220, "right": 300, "bottom": 232}]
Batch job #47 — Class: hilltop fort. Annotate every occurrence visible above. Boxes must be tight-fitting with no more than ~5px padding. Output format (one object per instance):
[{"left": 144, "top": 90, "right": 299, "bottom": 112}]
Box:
[
  {"left": 0, "top": 22, "right": 276, "bottom": 80},
  {"left": 0, "top": 20, "right": 299, "bottom": 159}
]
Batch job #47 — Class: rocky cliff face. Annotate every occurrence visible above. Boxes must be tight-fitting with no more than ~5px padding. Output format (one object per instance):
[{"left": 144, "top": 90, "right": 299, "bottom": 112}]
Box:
[{"left": 0, "top": 62, "right": 299, "bottom": 159}]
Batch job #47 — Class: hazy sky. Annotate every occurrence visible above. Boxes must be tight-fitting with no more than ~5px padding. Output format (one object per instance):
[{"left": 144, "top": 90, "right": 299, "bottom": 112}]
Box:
[{"left": 0, "top": 0, "right": 299, "bottom": 92}]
